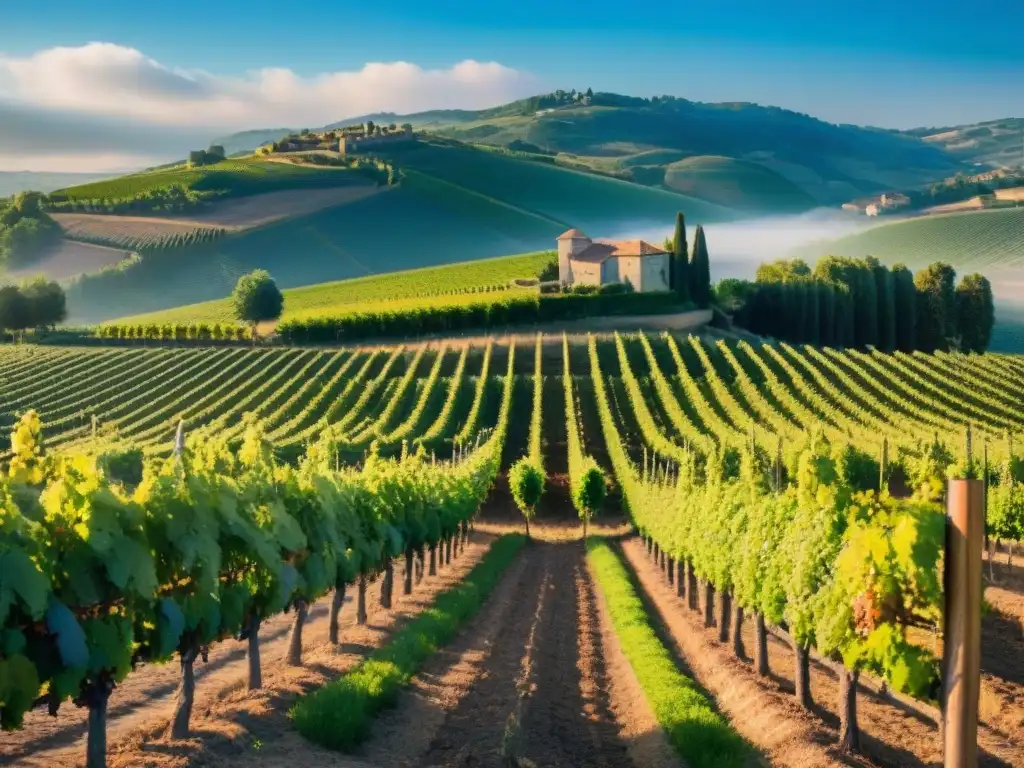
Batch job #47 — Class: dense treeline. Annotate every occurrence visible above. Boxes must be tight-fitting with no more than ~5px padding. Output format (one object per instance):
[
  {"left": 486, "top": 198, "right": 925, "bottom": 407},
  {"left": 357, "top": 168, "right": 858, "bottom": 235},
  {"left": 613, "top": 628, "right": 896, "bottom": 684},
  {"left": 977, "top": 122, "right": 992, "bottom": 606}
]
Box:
[
  {"left": 717, "top": 256, "right": 995, "bottom": 352},
  {"left": 276, "top": 292, "right": 684, "bottom": 344}
]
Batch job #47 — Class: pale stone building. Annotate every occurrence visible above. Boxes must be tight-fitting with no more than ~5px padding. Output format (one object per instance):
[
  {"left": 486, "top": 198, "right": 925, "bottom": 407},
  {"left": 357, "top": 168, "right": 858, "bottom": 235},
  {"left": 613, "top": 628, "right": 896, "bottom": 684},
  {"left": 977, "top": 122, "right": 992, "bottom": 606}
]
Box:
[{"left": 556, "top": 228, "right": 670, "bottom": 292}]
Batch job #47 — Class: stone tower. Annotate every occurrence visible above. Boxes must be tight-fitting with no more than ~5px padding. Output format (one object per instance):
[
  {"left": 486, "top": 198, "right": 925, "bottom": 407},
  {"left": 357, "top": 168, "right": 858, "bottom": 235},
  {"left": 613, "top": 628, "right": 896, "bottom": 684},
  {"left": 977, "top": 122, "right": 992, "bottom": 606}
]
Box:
[{"left": 556, "top": 228, "right": 590, "bottom": 285}]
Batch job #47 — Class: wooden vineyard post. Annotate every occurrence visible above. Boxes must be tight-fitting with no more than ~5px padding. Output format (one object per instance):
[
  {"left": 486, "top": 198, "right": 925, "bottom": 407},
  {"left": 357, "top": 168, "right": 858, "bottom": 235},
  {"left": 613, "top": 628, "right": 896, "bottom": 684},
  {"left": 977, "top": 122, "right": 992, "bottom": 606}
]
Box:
[{"left": 943, "top": 479, "right": 983, "bottom": 768}]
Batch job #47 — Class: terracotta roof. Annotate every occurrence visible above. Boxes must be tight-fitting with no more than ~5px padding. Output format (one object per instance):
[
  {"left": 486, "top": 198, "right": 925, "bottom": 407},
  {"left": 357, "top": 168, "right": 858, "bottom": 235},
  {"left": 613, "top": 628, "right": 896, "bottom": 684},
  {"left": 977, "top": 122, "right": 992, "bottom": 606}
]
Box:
[
  {"left": 569, "top": 242, "right": 616, "bottom": 264},
  {"left": 557, "top": 228, "right": 589, "bottom": 240},
  {"left": 569, "top": 238, "right": 668, "bottom": 264}
]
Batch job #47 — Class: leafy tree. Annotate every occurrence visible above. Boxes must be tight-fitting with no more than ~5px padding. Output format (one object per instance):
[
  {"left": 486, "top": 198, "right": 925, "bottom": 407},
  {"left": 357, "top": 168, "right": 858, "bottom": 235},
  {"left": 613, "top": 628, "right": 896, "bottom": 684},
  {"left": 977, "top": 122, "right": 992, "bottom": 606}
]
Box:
[
  {"left": 509, "top": 458, "right": 545, "bottom": 538},
  {"left": 231, "top": 270, "right": 284, "bottom": 337},
  {"left": 0, "top": 284, "right": 31, "bottom": 338},
  {"left": 20, "top": 277, "right": 67, "bottom": 329},
  {"left": 955, "top": 273, "right": 994, "bottom": 353},
  {"left": 914, "top": 262, "right": 957, "bottom": 352},
  {"left": 892, "top": 264, "right": 916, "bottom": 351},
  {"left": 672, "top": 211, "right": 690, "bottom": 301},
  {"left": 755, "top": 258, "right": 811, "bottom": 283},
  {"left": 688, "top": 225, "right": 712, "bottom": 308}
]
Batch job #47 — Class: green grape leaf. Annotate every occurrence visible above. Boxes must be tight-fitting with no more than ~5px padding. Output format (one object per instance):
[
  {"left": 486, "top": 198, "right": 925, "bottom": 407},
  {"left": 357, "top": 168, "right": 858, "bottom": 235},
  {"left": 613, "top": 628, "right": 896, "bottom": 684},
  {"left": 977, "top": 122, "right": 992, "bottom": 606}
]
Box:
[
  {"left": 0, "top": 549, "right": 50, "bottom": 624},
  {"left": 156, "top": 598, "right": 185, "bottom": 659},
  {"left": 0, "top": 628, "right": 26, "bottom": 656},
  {"left": 45, "top": 599, "right": 89, "bottom": 669},
  {"left": 104, "top": 537, "right": 158, "bottom": 598},
  {"left": 83, "top": 615, "right": 134, "bottom": 680},
  {"left": 0, "top": 654, "right": 41, "bottom": 730}
]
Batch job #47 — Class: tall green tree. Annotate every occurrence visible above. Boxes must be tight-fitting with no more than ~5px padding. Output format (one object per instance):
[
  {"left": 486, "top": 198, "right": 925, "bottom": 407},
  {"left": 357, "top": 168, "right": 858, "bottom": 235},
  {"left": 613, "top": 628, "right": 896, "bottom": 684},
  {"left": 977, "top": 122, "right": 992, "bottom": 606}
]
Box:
[
  {"left": 914, "top": 262, "right": 957, "bottom": 352},
  {"left": 20, "top": 277, "right": 67, "bottom": 329},
  {"left": 854, "top": 265, "right": 879, "bottom": 349},
  {"left": 869, "top": 259, "right": 896, "bottom": 352},
  {"left": 955, "top": 273, "right": 995, "bottom": 353},
  {"left": 806, "top": 282, "right": 822, "bottom": 346},
  {"left": 0, "top": 284, "right": 31, "bottom": 339},
  {"left": 672, "top": 211, "right": 691, "bottom": 301},
  {"left": 891, "top": 264, "right": 916, "bottom": 352},
  {"left": 232, "top": 270, "right": 284, "bottom": 338},
  {"left": 819, "top": 282, "right": 837, "bottom": 346},
  {"left": 688, "top": 225, "right": 712, "bottom": 308},
  {"left": 756, "top": 258, "right": 811, "bottom": 284}
]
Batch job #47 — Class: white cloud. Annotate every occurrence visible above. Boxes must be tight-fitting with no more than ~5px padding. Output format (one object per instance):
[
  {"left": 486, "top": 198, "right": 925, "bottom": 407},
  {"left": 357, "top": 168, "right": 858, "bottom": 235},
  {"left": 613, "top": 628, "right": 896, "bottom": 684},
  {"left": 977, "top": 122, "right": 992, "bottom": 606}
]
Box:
[{"left": 0, "top": 42, "right": 537, "bottom": 131}]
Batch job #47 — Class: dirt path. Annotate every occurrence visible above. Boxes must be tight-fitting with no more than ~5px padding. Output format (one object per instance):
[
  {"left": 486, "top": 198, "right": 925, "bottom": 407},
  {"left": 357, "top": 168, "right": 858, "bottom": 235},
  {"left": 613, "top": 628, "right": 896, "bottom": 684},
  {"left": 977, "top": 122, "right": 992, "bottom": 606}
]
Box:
[
  {"left": 3, "top": 539, "right": 491, "bottom": 768},
  {"left": 358, "top": 537, "right": 678, "bottom": 768},
  {"left": 620, "top": 536, "right": 1024, "bottom": 768}
]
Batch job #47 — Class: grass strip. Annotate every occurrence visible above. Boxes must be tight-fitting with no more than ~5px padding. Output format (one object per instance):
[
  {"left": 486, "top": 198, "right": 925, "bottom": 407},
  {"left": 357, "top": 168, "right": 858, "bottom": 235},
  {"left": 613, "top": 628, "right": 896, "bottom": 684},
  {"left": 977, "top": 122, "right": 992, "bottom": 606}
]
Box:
[
  {"left": 290, "top": 533, "right": 526, "bottom": 750},
  {"left": 586, "top": 538, "right": 749, "bottom": 768}
]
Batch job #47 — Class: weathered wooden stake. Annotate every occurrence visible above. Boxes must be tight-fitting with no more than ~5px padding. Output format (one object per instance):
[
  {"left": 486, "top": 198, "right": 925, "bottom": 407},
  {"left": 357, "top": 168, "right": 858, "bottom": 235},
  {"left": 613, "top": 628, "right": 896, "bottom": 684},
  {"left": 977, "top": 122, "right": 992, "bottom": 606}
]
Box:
[{"left": 942, "top": 479, "right": 983, "bottom": 768}]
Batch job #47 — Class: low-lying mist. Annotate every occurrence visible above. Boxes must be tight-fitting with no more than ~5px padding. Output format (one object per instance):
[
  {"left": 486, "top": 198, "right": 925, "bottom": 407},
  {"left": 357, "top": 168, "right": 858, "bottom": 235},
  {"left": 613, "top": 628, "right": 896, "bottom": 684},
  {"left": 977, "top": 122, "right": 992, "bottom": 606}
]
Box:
[{"left": 605, "top": 207, "right": 874, "bottom": 282}]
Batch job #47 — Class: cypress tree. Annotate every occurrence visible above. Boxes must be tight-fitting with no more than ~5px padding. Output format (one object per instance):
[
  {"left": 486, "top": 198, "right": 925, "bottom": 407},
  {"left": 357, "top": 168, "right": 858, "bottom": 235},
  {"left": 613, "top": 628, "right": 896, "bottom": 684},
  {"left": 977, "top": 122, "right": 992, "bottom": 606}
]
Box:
[
  {"left": 914, "top": 262, "right": 957, "bottom": 352},
  {"left": 853, "top": 261, "right": 879, "bottom": 349},
  {"left": 892, "top": 264, "right": 916, "bottom": 352},
  {"left": 672, "top": 211, "right": 691, "bottom": 302},
  {"left": 819, "top": 282, "right": 836, "bottom": 347},
  {"left": 872, "top": 262, "right": 896, "bottom": 352},
  {"left": 807, "top": 281, "right": 822, "bottom": 346},
  {"left": 955, "top": 273, "right": 995, "bottom": 352},
  {"left": 689, "top": 225, "right": 712, "bottom": 308}
]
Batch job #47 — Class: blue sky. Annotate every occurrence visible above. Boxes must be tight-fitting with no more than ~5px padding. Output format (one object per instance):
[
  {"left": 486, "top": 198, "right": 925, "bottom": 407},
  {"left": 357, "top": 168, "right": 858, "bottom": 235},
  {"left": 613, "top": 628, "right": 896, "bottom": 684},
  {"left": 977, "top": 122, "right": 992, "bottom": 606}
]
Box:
[{"left": 1, "top": 0, "right": 1021, "bottom": 170}]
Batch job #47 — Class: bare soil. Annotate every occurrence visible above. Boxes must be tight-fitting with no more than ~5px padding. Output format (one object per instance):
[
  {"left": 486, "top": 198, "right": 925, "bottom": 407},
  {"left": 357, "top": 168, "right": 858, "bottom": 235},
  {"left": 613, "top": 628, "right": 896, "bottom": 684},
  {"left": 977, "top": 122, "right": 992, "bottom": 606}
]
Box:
[
  {"left": 1, "top": 536, "right": 492, "bottom": 768},
  {"left": 4, "top": 239, "right": 131, "bottom": 282},
  {"left": 51, "top": 185, "right": 385, "bottom": 237},
  {"left": 358, "top": 536, "right": 678, "bottom": 768},
  {"left": 619, "top": 537, "right": 1024, "bottom": 768}
]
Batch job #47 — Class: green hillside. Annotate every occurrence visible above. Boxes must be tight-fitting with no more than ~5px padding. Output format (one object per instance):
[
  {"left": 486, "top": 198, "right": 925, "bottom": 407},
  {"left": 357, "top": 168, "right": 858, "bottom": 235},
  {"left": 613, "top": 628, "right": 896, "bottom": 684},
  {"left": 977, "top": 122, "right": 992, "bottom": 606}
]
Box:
[
  {"left": 662, "top": 156, "right": 817, "bottom": 212},
  {"left": 789, "top": 208, "right": 1024, "bottom": 270},
  {"left": 383, "top": 141, "right": 732, "bottom": 229},
  {"left": 903, "top": 118, "right": 1024, "bottom": 169},
  {"left": 64, "top": 146, "right": 729, "bottom": 324},
  {"left": 109, "top": 250, "right": 555, "bottom": 325},
  {"left": 426, "top": 93, "right": 962, "bottom": 206},
  {"left": 50, "top": 157, "right": 365, "bottom": 202}
]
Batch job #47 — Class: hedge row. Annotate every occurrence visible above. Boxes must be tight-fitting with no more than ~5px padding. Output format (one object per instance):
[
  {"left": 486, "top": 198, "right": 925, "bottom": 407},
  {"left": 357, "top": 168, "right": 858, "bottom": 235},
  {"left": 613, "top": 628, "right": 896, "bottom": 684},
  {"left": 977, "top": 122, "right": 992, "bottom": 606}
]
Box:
[
  {"left": 94, "top": 322, "right": 251, "bottom": 342},
  {"left": 276, "top": 292, "right": 689, "bottom": 344}
]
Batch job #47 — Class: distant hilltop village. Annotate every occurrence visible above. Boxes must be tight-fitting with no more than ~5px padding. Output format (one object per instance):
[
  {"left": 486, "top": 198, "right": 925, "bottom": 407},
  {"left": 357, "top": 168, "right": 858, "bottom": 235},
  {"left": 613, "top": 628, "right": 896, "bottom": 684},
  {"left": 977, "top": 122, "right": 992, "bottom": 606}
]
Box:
[{"left": 256, "top": 122, "right": 415, "bottom": 157}]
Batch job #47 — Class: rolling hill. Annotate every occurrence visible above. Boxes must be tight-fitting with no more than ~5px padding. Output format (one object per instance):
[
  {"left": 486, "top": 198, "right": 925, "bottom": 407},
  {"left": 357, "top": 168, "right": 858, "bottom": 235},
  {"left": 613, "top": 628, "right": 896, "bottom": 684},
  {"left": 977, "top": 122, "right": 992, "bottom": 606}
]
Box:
[
  {"left": 421, "top": 94, "right": 962, "bottom": 208},
  {"left": 787, "top": 207, "right": 1024, "bottom": 271},
  {"left": 211, "top": 91, "right": 967, "bottom": 213},
  {"left": 903, "top": 118, "right": 1024, "bottom": 170},
  {"left": 48, "top": 157, "right": 368, "bottom": 202},
  {"left": 63, "top": 147, "right": 727, "bottom": 324},
  {"left": 661, "top": 156, "right": 817, "bottom": 212}
]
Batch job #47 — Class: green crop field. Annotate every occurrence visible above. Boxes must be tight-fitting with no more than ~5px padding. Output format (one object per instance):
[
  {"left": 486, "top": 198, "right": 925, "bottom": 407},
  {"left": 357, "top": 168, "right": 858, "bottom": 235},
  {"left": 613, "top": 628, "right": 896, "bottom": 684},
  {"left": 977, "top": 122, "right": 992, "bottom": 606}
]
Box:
[
  {"left": 110, "top": 250, "right": 554, "bottom": 325},
  {"left": 791, "top": 208, "right": 1024, "bottom": 270},
  {"left": 50, "top": 157, "right": 365, "bottom": 201}
]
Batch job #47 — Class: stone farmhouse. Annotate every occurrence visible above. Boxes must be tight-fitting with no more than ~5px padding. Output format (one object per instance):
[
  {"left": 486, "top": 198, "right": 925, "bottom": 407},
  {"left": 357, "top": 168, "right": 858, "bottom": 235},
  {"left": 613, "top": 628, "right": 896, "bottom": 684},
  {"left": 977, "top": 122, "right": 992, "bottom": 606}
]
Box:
[{"left": 556, "top": 229, "right": 670, "bottom": 292}]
